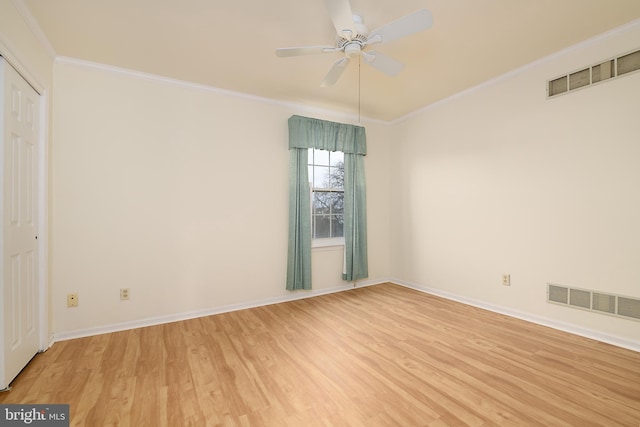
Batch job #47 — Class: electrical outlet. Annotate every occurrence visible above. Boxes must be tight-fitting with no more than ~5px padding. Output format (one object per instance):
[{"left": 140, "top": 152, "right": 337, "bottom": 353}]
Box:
[
  {"left": 120, "top": 288, "right": 130, "bottom": 300},
  {"left": 67, "top": 293, "right": 78, "bottom": 307},
  {"left": 502, "top": 274, "right": 511, "bottom": 286}
]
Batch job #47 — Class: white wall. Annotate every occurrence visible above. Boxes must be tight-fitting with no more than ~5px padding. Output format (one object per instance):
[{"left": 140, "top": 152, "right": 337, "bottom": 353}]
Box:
[
  {"left": 51, "top": 60, "right": 390, "bottom": 335},
  {"left": 390, "top": 23, "right": 640, "bottom": 343}
]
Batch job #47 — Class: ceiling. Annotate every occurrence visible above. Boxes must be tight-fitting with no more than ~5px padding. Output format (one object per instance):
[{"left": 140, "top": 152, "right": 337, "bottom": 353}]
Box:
[{"left": 21, "top": 0, "right": 640, "bottom": 122}]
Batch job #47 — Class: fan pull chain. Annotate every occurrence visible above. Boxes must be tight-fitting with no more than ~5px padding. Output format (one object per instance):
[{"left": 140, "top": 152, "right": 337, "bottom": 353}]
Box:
[{"left": 358, "top": 56, "right": 361, "bottom": 125}]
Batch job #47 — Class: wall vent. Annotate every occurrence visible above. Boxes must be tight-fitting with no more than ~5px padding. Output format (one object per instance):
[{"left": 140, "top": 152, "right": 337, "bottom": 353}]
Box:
[
  {"left": 548, "top": 284, "right": 568, "bottom": 304},
  {"left": 547, "top": 48, "right": 640, "bottom": 98},
  {"left": 569, "top": 288, "right": 591, "bottom": 309},
  {"left": 618, "top": 297, "right": 640, "bottom": 320},
  {"left": 547, "top": 283, "right": 640, "bottom": 322},
  {"left": 592, "top": 293, "right": 616, "bottom": 314}
]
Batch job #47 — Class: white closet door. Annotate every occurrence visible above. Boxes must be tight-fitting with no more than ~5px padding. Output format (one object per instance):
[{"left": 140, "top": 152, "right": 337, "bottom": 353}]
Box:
[{"left": 0, "top": 57, "right": 40, "bottom": 390}]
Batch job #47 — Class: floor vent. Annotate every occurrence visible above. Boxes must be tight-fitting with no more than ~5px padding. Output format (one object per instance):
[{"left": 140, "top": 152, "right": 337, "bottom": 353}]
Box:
[
  {"left": 547, "top": 283, "right": 640, "bottom": 322},
  {"left": 547, "top": 48, "right": 640, "bottom": 98}
]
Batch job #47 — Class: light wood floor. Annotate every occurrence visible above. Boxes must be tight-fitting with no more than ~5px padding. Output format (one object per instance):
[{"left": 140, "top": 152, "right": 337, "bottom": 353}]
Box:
[{"left": 2, "top": 283, "right": 639, "bottom": 426}]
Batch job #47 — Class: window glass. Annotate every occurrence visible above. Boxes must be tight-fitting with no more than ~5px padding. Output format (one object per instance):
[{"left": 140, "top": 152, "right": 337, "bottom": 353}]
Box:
[
  {"left": 308, "top": 149, "right": 344, "bottom": 240},
  {"left": 314, "top": 149, "right": 330, "bottom": 166},
  {"left": 330, "top": 151, "right": 344, "bottom": 166},
  {"left": 314, "top": 166, "right": 331, "bottom": 189}
]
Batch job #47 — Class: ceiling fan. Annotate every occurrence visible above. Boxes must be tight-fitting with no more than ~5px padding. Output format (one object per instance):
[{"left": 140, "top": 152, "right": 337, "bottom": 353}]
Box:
[{"left": 275, "top": 0, "right": 433, "bottom": 87}]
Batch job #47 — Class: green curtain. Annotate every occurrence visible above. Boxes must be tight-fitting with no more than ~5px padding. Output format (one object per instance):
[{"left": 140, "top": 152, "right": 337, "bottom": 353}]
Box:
[
  {"left": 342, "top": 152, "right": 368, "bottom": 281},
  {"left": 286, "top": 115, "right": 368, "bottom": 290},
  {"left": 286, "top": 148, "right": 312, "bottom": 290}
]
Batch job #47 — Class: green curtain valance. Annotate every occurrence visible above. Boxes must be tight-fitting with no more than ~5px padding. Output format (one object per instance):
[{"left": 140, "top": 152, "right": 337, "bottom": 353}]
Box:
[{"left": 288, "top": 115, "right": 367, "bottom": 155}]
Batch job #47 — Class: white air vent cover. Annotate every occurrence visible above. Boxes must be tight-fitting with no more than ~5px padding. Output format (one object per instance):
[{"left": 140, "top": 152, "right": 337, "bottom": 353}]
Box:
[
  {"left": 547, "top": 283, "right": 640, "bottom": 322},
  {"left": 548, "top": 48, "right": 640, "bottom": 98}
]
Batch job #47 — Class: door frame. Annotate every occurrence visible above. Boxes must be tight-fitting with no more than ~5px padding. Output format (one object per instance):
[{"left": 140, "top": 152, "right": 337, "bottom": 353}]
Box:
[{"left": 0, "top": 40, "right": 50, "bottom": 352}]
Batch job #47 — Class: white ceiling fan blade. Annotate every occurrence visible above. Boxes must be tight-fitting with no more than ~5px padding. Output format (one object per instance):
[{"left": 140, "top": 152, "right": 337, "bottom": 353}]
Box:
[
  {"left": 321, "top": 57, "right": 350, "bottom": 87},
  {"left": 322, "top": 0, "right": 357, "bottom": 38},
  {"left": 362, "top": 51, "right": 404, "bottom": 77},
  {"left": 275, "top": 46, "right": 337, "bottom": 57},
  {"left": 366, "top": 9, "right": 433, "bottom": 46}
]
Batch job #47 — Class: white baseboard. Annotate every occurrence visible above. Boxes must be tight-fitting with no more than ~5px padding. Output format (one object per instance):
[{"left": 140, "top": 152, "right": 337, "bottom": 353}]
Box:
[
  {"left": 52, "top": 278, "right": 385, "bottom": 343},
  {"left": 54, "top": 277, "right": 639, "bottom": 354},
  {"left": 390, "top": 278, "right": 640, "bottom": 353}
]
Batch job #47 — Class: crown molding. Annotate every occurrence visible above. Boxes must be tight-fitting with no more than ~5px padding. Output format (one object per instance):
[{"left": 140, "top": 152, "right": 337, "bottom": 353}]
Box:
[{"left": 55, "top": 56, "right": 387, "bottom": 127}]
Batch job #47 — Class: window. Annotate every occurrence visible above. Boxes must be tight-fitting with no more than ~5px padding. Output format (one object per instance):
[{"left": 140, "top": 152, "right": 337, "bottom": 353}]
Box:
[{"left": 308, "top": 149, "right": 344, "bottom": 243}]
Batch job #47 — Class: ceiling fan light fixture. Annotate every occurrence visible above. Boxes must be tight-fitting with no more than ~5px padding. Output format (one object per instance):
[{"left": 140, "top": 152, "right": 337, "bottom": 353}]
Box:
[{"left": 344, "top": 43, "right": 362, "bottom": 58}]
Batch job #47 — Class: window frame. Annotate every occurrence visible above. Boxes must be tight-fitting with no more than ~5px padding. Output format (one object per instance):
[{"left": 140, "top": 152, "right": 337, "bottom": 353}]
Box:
[{"left": 308, "top": 149, "right": 345, "bottom": 247}]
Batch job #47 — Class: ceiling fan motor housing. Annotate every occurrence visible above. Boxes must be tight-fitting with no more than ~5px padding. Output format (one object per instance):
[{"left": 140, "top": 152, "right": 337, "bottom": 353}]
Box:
[{"left": 337, "top": 32, "right": 368, "bottom": 58}]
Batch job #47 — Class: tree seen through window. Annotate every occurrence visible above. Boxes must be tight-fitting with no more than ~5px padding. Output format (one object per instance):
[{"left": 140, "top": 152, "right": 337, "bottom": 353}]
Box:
[{"left": 308, "top": 149, "right": 344, "bottom": 239}]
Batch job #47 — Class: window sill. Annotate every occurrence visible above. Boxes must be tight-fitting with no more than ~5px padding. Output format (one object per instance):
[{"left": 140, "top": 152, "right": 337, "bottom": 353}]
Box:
[{"left": 312, "top": 237, "right": 345, "bottom": 250}]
